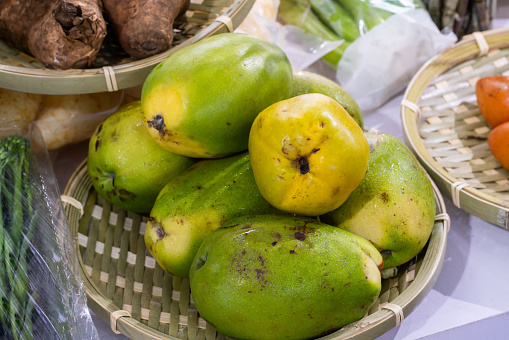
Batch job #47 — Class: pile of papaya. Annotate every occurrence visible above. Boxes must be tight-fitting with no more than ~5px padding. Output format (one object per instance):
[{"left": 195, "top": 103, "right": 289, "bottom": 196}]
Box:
[
  {"left": 87, "top": 33, "right": 436, "bottom": 340},
  {"left": 475, "top": 76, "right": 509, "bottom": 171}
]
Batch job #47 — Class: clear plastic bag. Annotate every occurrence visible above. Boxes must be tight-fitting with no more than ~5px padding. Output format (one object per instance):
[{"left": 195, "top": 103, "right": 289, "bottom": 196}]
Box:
[
  {"left": 270, "top": 0, "right": 458, "bottom": 111},
  {"left": 0, "top": 121, "right": 98, "bottom": 339}
]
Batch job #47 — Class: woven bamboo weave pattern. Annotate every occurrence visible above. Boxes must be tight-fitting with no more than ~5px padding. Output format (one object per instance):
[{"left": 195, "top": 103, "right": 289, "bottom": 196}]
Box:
[
  {"left": 63, "top": 160, "right": 448, "bottom": 340},
  {"left": 416, "top": 47, "right": 509, "bottom": 206}
]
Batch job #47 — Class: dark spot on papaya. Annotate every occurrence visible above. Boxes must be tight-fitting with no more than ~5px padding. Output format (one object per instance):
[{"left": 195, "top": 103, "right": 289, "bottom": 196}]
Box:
[
  {"left": 381, "top": 192, "right": 389, "bottom": 203},
  {"left": 255, "top": 269, "right": 265, "bottom": 280},
  {"left": 308, "top": 314, "right": 313, "bottom": 319},
  {"left": 242, "top": 249, "right": 246, "bottom": 255},
  {"left": 319, "top": 121, "right": 325, "bottom": 128},
  {"left": 248, "top": 290, "right": 252, "bottom": 293},
  {"left": 281, "top": 147, "right": 289, "bottom": 155},
  {"left": 197, "top": 185, "right": 202, "bottom": 190},
  {"left": 226, "top": 122, "right": 231, "bottom": 126},
  {"left": 194, "top": 249, "right": 209, "bottom": 270},
  {"left": 230, "top": 224, "right": 239, "bottom": 227},
  {"left": 290, "top": 250, "right": 297, "bottom": 254},
  {"left": 94, "top": 139, "right": 100, "bottom": 152},
  {"left": 369, "top": 141, "right": 376, "bottom": 153},
  {"left": 155, "top": 226, "right": 165, "bottom": 239},
  {"left": 147, "top": 114, "right": 166, "bottom": 136},
  {"left": 118, "top": 188, "right": 134, "bottom": 197},
  {"left": 298, "top": 157, "right": 310, "bottom": 175},
  {"left": 271, "top": 241, "right": 278, "bottom": 246},
  {"left": 95, "top": 123, "right": 103, "bottom": 135},
  {"left": 294, "top": 231, "right": 306, "bottom": 241},
  {"left": 241, "top": 224, "right": 252, "bottom": 229},
  {"left": 311, "top": 148, "right": 320, "bottom": 154}
]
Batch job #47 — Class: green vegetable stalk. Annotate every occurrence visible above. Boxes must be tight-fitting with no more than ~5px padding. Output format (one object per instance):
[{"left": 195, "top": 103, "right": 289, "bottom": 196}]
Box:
[
  {"left": 335, "top": 0, "right": 393, "bottom": 33},
  {"left": 278, "top": 0, "right": 351, "bottom": 66},
  {"left": 0, "top": 135, "right": 36, "bottom": 340},
  {"left": 309, "top": 0, "right": 360, "bottom": 41}
]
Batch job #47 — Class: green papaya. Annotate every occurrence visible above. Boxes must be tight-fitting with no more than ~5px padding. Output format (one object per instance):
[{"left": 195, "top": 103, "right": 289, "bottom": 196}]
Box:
[
  {"left": 141, "top": 33, "right": 293, "bottom": 158},
  {"left": 292, "top": 70, "right": 364, "bottom": 129},
  {"left": 145, "top": 152, "right": 287, "bottom": 277},
  {"left": 189, "top": 214, "right": 383, "bottom": 340},
  {"left": 321, "top": 132, "right": 436, "bottom": 268},
  {"left": 87, "top": 101, "right": 197, "bottom": 214}
]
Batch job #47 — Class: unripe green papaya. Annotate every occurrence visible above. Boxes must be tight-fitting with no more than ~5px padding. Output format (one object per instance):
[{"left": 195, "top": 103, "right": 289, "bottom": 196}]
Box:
[
  {"left": 145, "top": 152, "right": 287, "bottom": 277},
  {"left": 141, "top": 33, "right": 293, "bottom": 158},
  {"left": 292, "top": 70, "right": 364, "bottom": 129},
  {"left": 189, "top": 214, "right": 383, "bottom": 340},
  {"left": 321, "top": 132, "right": 436, "bottom": 268},
  {"left": 87, "top": 101, "right": 197, "bottom": 214}
]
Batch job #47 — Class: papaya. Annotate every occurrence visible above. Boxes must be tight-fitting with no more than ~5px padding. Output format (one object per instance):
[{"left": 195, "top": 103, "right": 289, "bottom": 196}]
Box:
[
  {"left": 87, "top": 101, "right": 197, "bottom": 214},
  {"left": 141, "top": 33, "right": 293, "bottom": 158},
  {"left": 145, "top": 152, "right": 288, "bottom": 277},
  {"left": 321, "top": 132, "right": 436, "bottom": 268},
  {"left": 292, "top": 70, "right": 364, "bottom": 129},
  {"left": 248, "top": 93, "right": 369, "bottom": 216},
  {"left": 189, "top": 214, "right": 383, "bottom": 340}
]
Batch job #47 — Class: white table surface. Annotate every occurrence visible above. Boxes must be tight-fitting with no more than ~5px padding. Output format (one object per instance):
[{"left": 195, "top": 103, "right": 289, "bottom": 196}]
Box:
[{"left": 51, "top": 2, "right": 509, "bottom": 339}]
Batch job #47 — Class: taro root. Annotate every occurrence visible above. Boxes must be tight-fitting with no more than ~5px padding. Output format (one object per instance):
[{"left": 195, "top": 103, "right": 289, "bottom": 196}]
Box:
[
  {"left": 102, "top": 0, "right": 191, "bottom": 60},
  {"left": 0, "top": 0, "right": 107, "bottom": 69}
]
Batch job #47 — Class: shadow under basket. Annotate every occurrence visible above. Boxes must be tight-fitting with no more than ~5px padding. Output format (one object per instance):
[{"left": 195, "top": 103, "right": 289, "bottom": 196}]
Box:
[
  {"left": 401, "top": 28, "right": 509, "bottom": 230},
  {"left": 62, "top": 160, "right": 449, "bottom": 340}
]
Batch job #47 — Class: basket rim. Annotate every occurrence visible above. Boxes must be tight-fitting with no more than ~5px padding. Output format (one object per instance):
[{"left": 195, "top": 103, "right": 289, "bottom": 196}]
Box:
[
  {"left": 0, "top": 0, "right": 254, "bottom": 95},
  {"left": 62, "top": 160, "right": 449, "bottom": 340},
  {"left": 400, "top": 27, "right": 509, "bottom": 230}
]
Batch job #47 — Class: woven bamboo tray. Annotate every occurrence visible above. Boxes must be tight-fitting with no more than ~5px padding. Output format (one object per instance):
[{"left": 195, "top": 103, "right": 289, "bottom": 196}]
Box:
[
  {"left": 62, "top": 160, "right": 449, "bottom": 340},
  {"left": 0, "top": 0, "right": 254, "bottom": 95},
  {"left": 401, "top": 28, "right": 509, "bottom": 230}
]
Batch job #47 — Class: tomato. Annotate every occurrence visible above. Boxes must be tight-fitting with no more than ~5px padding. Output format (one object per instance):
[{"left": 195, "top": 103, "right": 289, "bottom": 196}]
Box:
[
  {"left": 488, "top": 120, "right": 509, "bottom": 171},
  {"left": 248, "top": 93, "right": 369, "bottom": 216},
  {"left": 476, "top": 75, "right": 509, "bottom": 128}
]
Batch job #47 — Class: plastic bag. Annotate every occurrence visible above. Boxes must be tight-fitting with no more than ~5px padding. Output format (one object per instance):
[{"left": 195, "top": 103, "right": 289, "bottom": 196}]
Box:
[
  {"left": 0, "top": 88, "right": 124, "bottom": 151},
  {"left": 270, "top": 0, "right": 457, "bottom": 111},
  {"left": 0, "top": 121, "right": 98, "bottom": 339},
  {"left": 336, "top": 7, "right": 457, "bottom": 112},
  {"left": 235, "top": 0, "right": 345, "bottom": 70}
]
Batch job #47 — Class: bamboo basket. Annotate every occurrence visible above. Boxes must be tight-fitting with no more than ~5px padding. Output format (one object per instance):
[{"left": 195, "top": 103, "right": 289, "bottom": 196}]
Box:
[
  {"left": 62, "top": 160, "right": 449, "bottom": 340},
  {"left": 401, "top": 27, "right": 509, "bottom": 230},
  {"left": 0, "top": 0, "right": 254, "bottom": 95}
]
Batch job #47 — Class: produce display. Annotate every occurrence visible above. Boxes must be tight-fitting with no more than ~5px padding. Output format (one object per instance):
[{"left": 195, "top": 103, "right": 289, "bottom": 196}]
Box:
[
  {"left": 85, "top": 32, "right": 438, "bottom": 339},
  {"left": 276, "top": 0, "right": 423, "bottom": 66},
  {"left": 0, "top": 0, "right": 190, "bottom": 69},
  {"left": 476, "top": 75, "right": 509, "bottom": 171}
]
